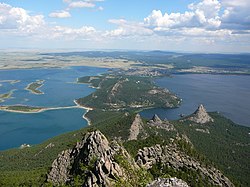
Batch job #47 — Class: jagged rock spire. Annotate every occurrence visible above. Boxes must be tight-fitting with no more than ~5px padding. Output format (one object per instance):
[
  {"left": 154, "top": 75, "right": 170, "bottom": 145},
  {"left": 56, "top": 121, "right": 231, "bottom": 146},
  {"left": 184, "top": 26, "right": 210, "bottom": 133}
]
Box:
[
  {"left": 188, "top": 104, "right": 214, "bottom": 124},
  {"left": 47, "top": 130, "right": 132, "bottom": 186},
  {"left": 152, "top": 114, "right": 162, "bottom": 124},
  {"left": 128, "top": 114, "right": 144, "bottom": 140}
]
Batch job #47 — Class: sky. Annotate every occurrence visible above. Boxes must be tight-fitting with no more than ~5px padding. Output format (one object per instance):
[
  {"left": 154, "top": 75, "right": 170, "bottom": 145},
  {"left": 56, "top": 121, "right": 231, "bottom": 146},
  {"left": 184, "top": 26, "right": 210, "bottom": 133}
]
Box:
[{"left": 0, "top": 0, "right": 250, "bottom": 53}]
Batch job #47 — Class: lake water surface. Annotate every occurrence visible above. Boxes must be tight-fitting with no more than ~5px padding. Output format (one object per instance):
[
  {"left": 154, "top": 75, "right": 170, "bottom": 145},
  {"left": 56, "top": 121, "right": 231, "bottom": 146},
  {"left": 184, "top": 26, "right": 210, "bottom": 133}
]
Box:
[
  {"left": 0, "top": 66, "right": 107, "bottom": 150},
  {"left": 141, "top": 74, "right": 250, "bottom": 127}
]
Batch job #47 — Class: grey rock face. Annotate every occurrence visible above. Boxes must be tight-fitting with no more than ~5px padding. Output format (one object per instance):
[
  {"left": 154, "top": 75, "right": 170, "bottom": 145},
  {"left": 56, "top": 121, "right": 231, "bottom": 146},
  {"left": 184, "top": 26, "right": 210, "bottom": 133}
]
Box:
[
  {"left": 148, "top": 114, "right": 175, "bottom": 131},
  {"left": 136, "top": 143, "right": 234, "bottom": 187},
  {"left": 128, "top": 114, "right": 144, "bottom": 140},
  {"left": 188, "top": 104, "right": 214, "bottom": 124},
  {"left": 47, "top": 130, "right": 133, "bottom": 186},
  {"left": 47, "top": 149, "right": 72, "bottom": 185},
  {"left": 147, "top": 177, "right": 189, "bottom": 187}
]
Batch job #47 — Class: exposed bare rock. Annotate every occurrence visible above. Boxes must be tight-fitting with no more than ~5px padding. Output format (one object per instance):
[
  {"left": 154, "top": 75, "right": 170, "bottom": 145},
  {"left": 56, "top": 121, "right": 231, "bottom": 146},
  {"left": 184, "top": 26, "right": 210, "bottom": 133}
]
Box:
[
  {"left": 195, "top": 128, "right": 210, "bottom": 134},
  {"left": 136, "top": 143, "right": 234, "bottom": 187},
  {"left": 147, "top": 177, "right": 189, "bottom": 187},
  {"left": 152, "top": 114, "right": 162, "bottom": 124},
  {"left": 148, "top": 114, "right": 175, "bottom": 131},
  {"left": 47, "top": 130, "right": 136, "bottom": 186},
  {"left": 110, "top": 78, "right": 128, "bottom": 96},
  {"left": 188, "top": 104, "right": 214, "bottom": 124},
  {"left": 47, "top": 149, "right": 72, "bottom": 185},
  {"left": 128, "top": 114, "right": 144, "bottom": 140}
]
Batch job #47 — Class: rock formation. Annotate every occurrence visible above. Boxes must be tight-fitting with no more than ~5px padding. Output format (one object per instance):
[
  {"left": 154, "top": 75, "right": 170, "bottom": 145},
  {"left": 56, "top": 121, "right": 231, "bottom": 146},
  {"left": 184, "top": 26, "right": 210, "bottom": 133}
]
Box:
[
  {"left": 188, "top": 104, "right": 214, "bottom": 124},
  {"left": 136, "top": 143, "right": 234, "bottom": 187},
  {"left": 147, "top": 177, "right": 189, "bottom": 187},
  {"left": 148, "top": 114, "right": 175, "bottom": 131},
  {"left": 47, "top": 130, "right": 234, "bottom": 187},
  {"left": 128, "top": 114, "right": 145, "bottom": 140},
  {"left": 47, "top": 130, "right": 135, "bottom": 186}
]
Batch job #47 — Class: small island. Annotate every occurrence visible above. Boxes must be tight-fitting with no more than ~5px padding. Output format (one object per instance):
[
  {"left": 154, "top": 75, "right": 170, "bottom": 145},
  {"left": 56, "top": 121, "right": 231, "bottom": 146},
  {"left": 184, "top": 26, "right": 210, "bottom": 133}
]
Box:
[
  {"left": 25, "top": 80, "right": 45, "bottom": 95},
  {"left": 0, "top": 105, "right": 44, "bottom": 113},
  {"left": 0, "top": 89, "right": 15, "bottom": 102}
]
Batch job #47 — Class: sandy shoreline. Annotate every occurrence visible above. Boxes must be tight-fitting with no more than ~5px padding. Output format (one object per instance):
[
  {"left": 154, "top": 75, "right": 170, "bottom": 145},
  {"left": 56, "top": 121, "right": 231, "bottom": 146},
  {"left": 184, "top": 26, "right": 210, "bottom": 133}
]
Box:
[
  {"left": 73, "top": 100, "right": 93, "bottom": 126},
  {"left": 0, "top": 100, "right": 93, "bottom": 125},
  {"left": 0, "top": 105, "right": 78, "bottom": 114}
]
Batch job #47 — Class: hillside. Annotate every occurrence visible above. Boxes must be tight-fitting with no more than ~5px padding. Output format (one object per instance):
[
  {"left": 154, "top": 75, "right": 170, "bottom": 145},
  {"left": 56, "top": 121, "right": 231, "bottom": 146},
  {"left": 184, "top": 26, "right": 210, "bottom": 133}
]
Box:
[
  {"left": 76, "top": 75, "right": 181, "bottom": 110},
  {"left": 0, "top": 73, "right": 249, "bottom": 186},
  {"left": 0, "top": 105, "right": 249, "bottom": 186}
]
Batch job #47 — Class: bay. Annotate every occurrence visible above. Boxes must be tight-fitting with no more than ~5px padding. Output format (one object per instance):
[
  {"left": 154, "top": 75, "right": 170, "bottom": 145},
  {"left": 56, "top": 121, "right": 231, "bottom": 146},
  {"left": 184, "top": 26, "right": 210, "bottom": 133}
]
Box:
[{"left": 0, "top": 66, "right": 107, "bottom": 150}]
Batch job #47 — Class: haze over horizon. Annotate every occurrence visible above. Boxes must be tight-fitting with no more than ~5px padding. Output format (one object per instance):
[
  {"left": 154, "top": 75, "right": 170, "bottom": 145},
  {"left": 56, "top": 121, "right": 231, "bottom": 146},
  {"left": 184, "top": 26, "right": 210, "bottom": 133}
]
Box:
[{"left": 0, "top": 0, "right": 250, "bottom": 53}]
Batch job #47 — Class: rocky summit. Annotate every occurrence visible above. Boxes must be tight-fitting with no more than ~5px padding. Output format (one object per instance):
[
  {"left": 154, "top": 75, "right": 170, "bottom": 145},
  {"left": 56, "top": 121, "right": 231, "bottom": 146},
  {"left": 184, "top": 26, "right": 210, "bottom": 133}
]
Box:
[
  {"left": 188, "top": 104, "right": 214, "bottom": 124},
  {"left": 47, "top": 130, "right": 234, "bottom": 187},
  {"left": 148, "top": 114, "right": 175, "bottom": 131},
  {"left": 47, "top": 130, "right": 136, "bottom": 186},
  {"left": 147, "top": 177, "right": 189, "bottom": 187}
]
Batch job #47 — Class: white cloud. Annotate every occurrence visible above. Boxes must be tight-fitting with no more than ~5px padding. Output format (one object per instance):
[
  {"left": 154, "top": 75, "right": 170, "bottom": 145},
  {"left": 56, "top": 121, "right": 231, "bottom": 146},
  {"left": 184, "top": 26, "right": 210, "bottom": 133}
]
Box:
[
  {"left": 144, "top": 0, "right": 221, "bottom": 30},
  {"left": 98, "top": 6, "right": 104, "bottom": 11},
  {"left": 49, "top": 10, "right": 71, "bottom": 18},
  {"left": 63, "top": 0, "right": 72, "bottom": 3},
  {"left": 106, "top": 19, "right": 153, "bottom": 38},
  {"left": 51, "top": 25, "right": 97, "bottom": 40},
  {"left": 0, "top": 3, "right": 45, "bottom": 33},
  {"left": 221, "top": 0, "right": 250, "bottom": 30},
  {"left": 68, "top": 1, "right": 95, "bottom": 8}
]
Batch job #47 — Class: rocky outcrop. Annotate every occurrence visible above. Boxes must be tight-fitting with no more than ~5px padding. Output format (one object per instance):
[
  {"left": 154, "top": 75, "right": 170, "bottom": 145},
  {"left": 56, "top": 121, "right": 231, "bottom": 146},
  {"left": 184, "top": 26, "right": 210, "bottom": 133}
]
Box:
[
  {"left": 47, "top": 149, "right": 72, "bottom": 185},
  {"left": 136, "top": 143, "right": 234, "bottom": 187},
  {"left": 47, "top": 130, "right": 234, "bottom": 187},
  {"left": 148, "top": 114, "right": 175, "bottom": 131},
  {"left": 47, "top": 130, "right": 135, "bottom": 186},
  {"left": 147, "top": 177, "right": 189, "bottom": 187},
  {"left": 188, "top": 104, "right": 214, "bottom": 124},
  {"left": 128, "top": 114, "right": 145, "bottom": 140}
]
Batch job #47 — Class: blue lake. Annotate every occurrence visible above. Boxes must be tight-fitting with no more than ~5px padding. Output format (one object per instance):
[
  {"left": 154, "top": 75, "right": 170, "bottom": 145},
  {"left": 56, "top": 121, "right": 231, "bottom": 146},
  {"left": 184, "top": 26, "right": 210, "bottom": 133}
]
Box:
[
  {"left": 141, "top": 74, "right": 250, "bottom": 127},
  {"left": 0, "top": 66, "right": 107, "bottom": 150}
]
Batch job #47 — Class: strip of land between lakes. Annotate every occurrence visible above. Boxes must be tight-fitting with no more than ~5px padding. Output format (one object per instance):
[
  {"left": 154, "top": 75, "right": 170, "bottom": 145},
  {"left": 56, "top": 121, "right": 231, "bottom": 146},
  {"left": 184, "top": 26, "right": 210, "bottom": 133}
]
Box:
[{"left": 0, "top": 100, "right": 93, "bottom": 125}]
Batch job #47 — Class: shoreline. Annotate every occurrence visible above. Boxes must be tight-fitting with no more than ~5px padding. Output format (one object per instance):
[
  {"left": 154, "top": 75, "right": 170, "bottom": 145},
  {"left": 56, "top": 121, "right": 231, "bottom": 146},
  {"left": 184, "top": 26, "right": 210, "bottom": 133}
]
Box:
[
  {"left": 73, "top": 100, "right": 93, "bottom": 126},
  {"left": 25, "top": 80, "right": 45, "bottom": 95},
  {"left": 0, "top": 105, "right": 78, "bottom": 114},
  {"left": 0, "top": 101, "right": 94, "bottom": 126}
]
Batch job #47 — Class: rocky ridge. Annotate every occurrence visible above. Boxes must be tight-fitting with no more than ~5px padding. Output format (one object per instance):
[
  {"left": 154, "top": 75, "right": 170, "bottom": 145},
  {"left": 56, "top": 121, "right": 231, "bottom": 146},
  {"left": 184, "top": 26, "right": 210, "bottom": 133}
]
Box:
[
  {"left": 47, "top": 130, "right": 136, "bottom": 186},
  {"left": 147, "top": 177, "right": 189, "bottom": 187},
  {"left": 47, "top": 129, "right": 234, "bottom": 187},
  {"left": 136, "top": 143, "right": 234, "bottom": 187}
]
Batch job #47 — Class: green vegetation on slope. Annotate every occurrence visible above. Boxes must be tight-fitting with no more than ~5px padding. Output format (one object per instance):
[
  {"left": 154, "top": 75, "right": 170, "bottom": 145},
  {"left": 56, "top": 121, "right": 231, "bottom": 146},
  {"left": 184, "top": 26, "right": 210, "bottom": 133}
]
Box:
[
  {"left": 0, "top": 111, "right": 249, "bottom": 186},
  {"left": 77, "top": 75, "right": 180, "bottom": 110},
  {"left": 174, "top": 112, "right": 250, "bottom": 186}
]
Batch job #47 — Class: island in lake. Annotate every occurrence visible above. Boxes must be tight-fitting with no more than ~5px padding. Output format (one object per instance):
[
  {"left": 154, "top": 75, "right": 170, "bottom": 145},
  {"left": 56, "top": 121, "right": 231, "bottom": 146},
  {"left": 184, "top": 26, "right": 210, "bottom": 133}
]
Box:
[{"left": 25, "top": 80, "right": 45, "bottom": 95}]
